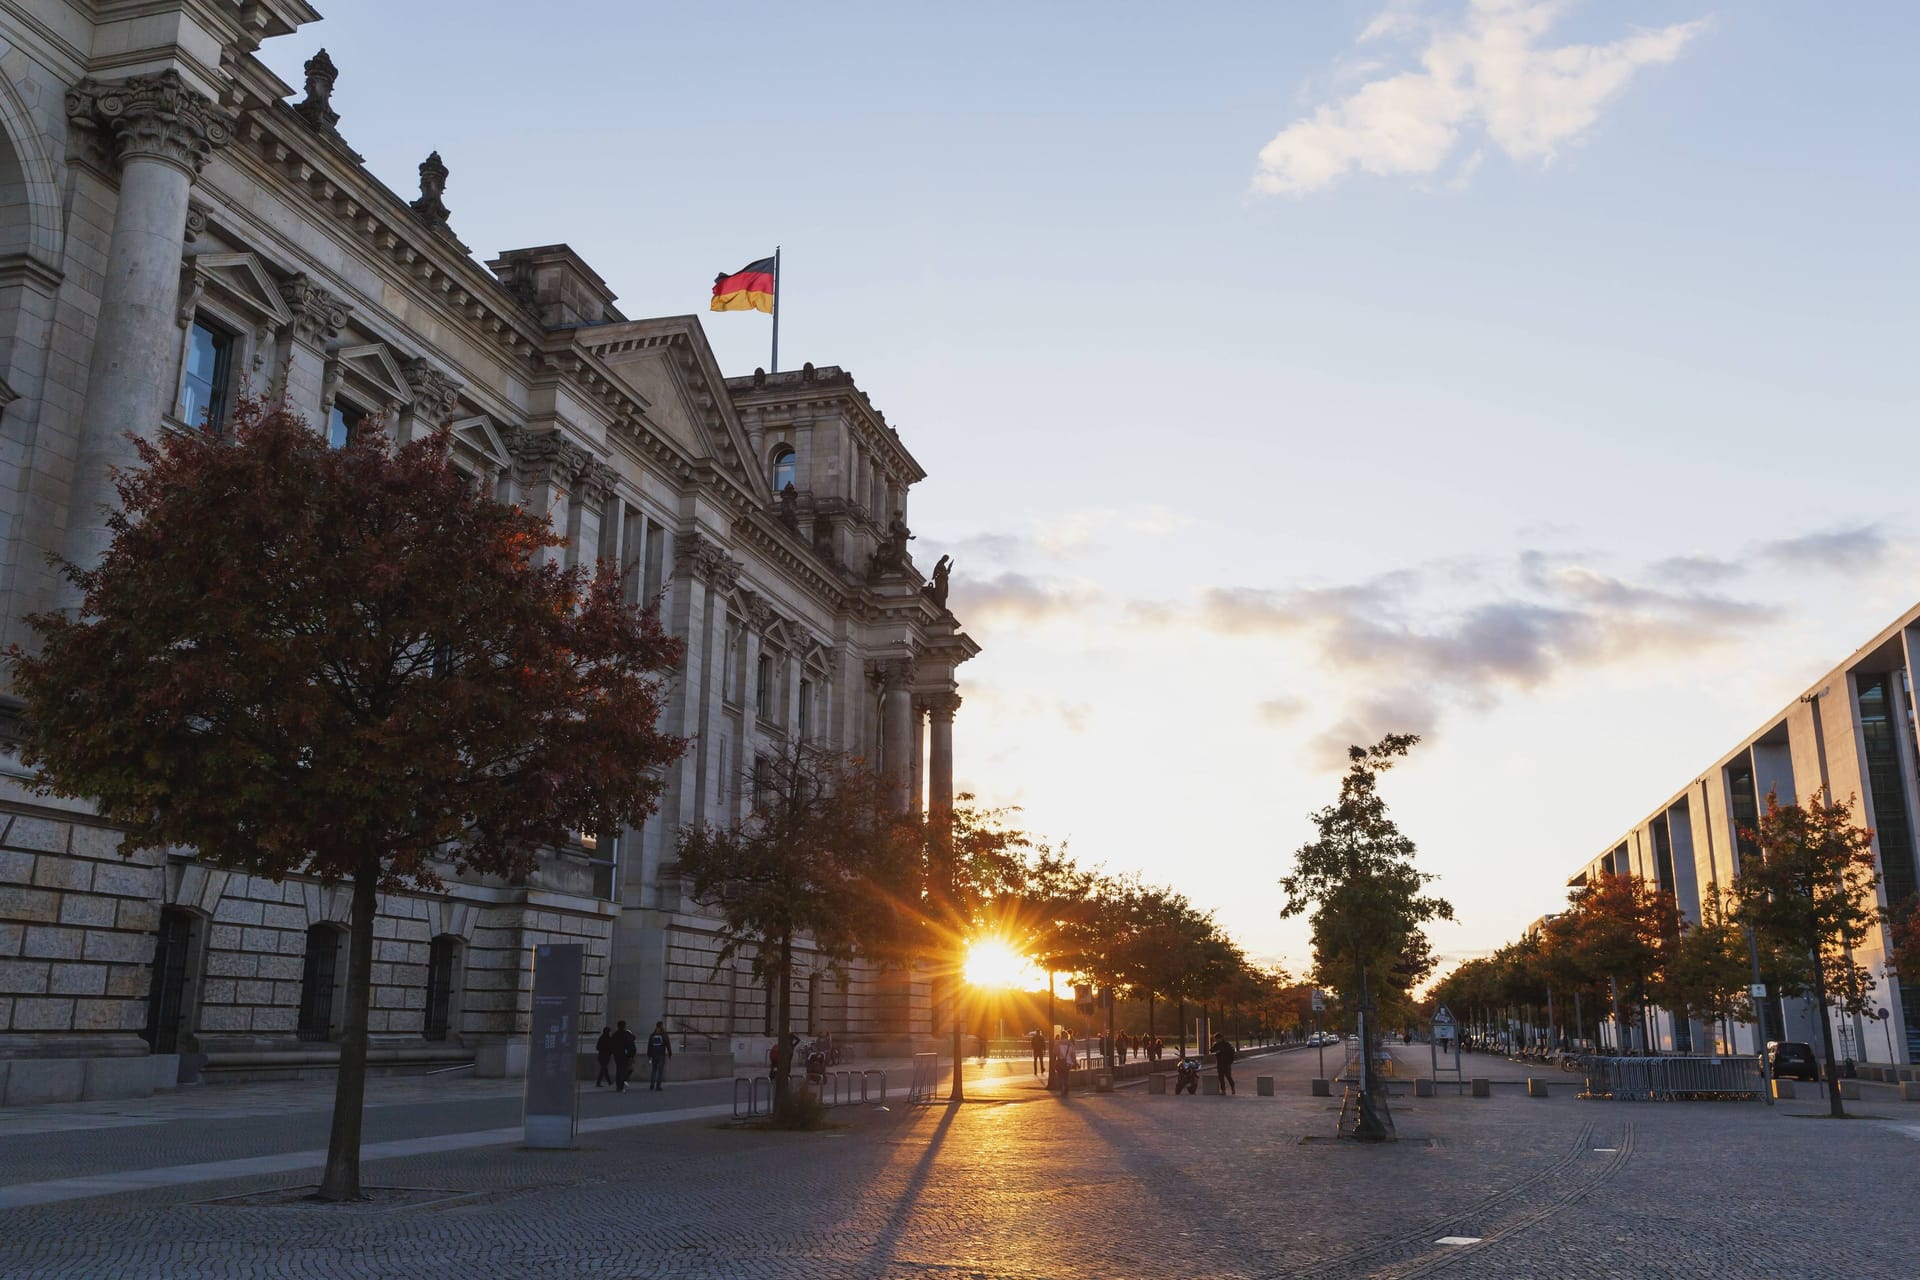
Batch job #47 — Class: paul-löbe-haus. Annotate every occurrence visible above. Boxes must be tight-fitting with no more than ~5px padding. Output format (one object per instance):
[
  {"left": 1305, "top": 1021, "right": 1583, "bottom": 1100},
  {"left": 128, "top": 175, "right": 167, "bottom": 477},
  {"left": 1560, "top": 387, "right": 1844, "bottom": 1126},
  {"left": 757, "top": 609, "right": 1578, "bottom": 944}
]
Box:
[
  {"left": 0, "top": 3, "right": 975, "bottom": 1105},
  {"left": 1567, "top": 602, "right": 1920, "bottom": 1074}
]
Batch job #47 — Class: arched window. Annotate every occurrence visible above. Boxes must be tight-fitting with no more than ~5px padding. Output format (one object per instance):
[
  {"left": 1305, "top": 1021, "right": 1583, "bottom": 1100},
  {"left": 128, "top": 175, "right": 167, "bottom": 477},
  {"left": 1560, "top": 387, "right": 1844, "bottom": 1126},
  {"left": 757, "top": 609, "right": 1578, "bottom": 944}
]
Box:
[
  {"left": 424, "top": 936, "right": 463, "bottom": 1041},
  {"left": 142, "top": 908, "right": 202, "bottom": 1054},
  {"left": 770, "top": 445, "right": 796, "bottom": 493},
  {"left": 297, "top": 924, "right": 347, "bottom": 1041}
]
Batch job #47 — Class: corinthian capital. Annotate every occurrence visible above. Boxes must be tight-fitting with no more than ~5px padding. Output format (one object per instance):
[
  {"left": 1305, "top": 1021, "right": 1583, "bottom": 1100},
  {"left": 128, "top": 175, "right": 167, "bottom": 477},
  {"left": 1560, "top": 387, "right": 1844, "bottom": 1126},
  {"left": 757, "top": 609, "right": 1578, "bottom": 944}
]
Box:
[
  {"left": 403, "top": 358, "right": 463, "bottom": 429},
  {"left": 279, "top": 274, "right": 352, "bottom": 346},
  {"left": 922, "top": 691, "right": 962, "bottom": 721},
  {"left": 67, "top": 71, "right": 234, "bottom": 178}
]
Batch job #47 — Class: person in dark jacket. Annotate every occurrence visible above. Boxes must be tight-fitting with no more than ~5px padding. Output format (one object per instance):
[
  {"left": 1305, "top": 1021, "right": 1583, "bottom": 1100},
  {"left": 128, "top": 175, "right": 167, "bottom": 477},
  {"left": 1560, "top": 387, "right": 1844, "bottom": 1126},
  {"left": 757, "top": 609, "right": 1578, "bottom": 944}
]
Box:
[
  {"left": 594, "top": 1026, "right": 615, "bottom": 1087},
  {"left": 612, "top": 1020, "right": 639, "bottom": 1093},
  {"left": 1211, "top": 1032, "right": 1237, "bottom": 1095},
  {"left": 645, "top": 1020, "right": 672, "bottom": 1091}
]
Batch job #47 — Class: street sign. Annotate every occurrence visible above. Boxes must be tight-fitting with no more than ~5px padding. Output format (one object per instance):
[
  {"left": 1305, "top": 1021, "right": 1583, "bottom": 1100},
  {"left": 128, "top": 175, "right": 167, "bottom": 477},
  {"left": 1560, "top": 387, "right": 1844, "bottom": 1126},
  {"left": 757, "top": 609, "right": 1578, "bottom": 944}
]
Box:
[
  {"left": 1073, "top": 983, "right": 1094, "bottom": 1014},
  {"left": 1433, "top": 1004, "right": 1454, "bottom": 1026},
  {"left": 523, "top": 943, "right": 583, "bottom": 1150},
  {"left": 1310, "top": 989, "right": 1326, "bottom": 1012},
  {"left": 1749, "top": 983, "right": 1768, "bottom": 999}
]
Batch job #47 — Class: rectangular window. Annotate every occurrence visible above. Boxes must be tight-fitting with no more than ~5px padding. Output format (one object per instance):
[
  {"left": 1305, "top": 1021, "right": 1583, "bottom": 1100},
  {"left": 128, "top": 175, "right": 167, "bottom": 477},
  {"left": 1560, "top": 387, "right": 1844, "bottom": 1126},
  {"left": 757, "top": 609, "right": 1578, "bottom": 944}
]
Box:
[
  {"left": 798, "top": 678, "right": 813, "bottom": 741},
  {"left": 327, "top": 400, "right": 366, "bottom": 449},
  {"left": 756, "top": 655, "right": 772, "bottom": 719},
  {"left": 1727, "top": 760, "right": 1762, "bottom": 869},
  {"left": 1859, "top": 672, "right": 1919, "bottom": 909},
  {"left": 1650, "top": 817, "right": 1676, "bottom": 896},
  {"left": 181, "top": 319, "right": 234, "bottom": 431}
]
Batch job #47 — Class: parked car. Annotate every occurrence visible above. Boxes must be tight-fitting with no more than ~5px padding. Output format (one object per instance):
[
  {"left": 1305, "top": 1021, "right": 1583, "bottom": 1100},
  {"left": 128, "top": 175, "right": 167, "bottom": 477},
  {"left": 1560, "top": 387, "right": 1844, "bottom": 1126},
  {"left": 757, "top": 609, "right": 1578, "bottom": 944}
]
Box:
[{"left": 1765, "top": 1041, "right": 1820, "bottom": 1082}]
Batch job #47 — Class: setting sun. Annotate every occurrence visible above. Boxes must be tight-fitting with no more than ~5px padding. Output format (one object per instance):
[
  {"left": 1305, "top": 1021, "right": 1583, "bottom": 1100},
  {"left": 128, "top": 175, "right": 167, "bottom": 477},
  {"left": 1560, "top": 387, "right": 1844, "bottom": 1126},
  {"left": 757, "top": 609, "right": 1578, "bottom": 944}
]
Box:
[{"left": 963, "top": 937, "right": 1042, "bottom": 991}]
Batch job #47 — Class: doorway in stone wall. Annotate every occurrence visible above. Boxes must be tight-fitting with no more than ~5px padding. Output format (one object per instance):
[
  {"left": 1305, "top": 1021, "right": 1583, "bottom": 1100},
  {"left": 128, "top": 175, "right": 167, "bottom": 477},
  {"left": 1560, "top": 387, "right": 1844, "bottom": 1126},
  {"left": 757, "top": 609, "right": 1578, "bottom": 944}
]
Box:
[{"left": 141, "top": 908, "right": 198, "bottom": 1054}]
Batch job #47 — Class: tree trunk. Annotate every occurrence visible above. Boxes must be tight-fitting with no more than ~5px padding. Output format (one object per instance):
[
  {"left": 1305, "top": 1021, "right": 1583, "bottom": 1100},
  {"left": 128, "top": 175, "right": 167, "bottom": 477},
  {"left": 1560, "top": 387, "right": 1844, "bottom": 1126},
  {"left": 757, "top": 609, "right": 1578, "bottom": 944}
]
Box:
[
  {"left": 1147, "top": 990, "right": 1155, "bottom": 1041},
  {"left": 316, "top": 862, "right": 379, "bottom": 1201},
  {"left": 772, "top": 932, "right": 794, "bottom": 1113},
  {"left": 1812, "top": 956, "right": 1845, "bottom": 1119},
  {"left": 1047, "top": 970, "right": 1054, "bottom": 1033},
  {"left": 1351, "top": 956, "right": 1393, "bottom": 1141},
  {"left": 1178, "top": 997, "right": 1186, "bottom": 1056}
]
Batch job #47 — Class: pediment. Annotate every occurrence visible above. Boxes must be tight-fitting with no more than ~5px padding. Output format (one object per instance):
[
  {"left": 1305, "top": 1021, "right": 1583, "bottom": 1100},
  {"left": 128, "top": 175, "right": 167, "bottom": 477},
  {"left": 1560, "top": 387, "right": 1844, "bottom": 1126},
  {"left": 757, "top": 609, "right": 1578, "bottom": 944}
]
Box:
[
  {"left": 332, "top": 343, "right": 413, "bottom": 407},
  {"left": 449, "top": 414, "right": 511, "bottom": 468},
  {"left": 575, "top": 318, "right": 761, "bottom": 500},
  {"left": 185, "top": 252, "right": 292, "bottom": 330}
]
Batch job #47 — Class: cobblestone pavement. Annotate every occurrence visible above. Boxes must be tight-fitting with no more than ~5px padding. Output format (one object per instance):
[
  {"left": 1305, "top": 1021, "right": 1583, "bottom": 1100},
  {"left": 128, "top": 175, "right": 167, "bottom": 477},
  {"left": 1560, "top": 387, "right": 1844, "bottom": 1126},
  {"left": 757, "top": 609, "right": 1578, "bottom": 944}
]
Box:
[{"left": 4, "top": 1045, "right": 1920, "bottom": 1277}]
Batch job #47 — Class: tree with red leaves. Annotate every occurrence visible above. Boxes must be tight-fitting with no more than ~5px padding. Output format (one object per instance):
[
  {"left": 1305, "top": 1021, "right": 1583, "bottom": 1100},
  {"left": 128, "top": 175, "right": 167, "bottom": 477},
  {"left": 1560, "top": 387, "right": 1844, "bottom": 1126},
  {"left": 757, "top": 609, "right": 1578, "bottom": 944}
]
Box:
[{"left": 9, "top": 402, "right": 685, "bottom": 1199}]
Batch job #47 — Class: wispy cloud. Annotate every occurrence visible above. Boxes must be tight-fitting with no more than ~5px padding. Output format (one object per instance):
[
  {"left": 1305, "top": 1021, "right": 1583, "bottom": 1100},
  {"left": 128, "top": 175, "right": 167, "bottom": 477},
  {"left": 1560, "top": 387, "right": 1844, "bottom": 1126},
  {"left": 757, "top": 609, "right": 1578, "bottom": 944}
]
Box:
[
  {"left": 1761, "top": 525, "right": 1890, "bottom": 570},
  {"left": 946, "top": 571, "right": 1100, "bottom": 627},
  {"left": 1254, "top": 0, "right": 1707, "bottom": 195},
  {"left": 1033, "top": 505, "right": 1192, "bottom": 557}
]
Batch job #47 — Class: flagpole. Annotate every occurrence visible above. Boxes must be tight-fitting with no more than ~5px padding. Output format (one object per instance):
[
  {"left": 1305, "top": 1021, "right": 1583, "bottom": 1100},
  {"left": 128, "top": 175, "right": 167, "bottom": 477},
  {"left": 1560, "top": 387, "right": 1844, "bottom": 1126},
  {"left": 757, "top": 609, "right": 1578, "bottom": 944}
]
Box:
[{"left": 770, "top": 245, "right": 781, "bottom": 373}]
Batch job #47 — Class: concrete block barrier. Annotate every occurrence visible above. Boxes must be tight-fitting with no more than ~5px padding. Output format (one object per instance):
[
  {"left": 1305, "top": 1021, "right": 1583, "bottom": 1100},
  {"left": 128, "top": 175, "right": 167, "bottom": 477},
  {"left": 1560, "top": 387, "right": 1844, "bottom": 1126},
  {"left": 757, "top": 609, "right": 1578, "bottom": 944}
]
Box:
[
  {"left": 1471, "top": 1078, "right": 1491, "bottom": 1098},
  {"left": 1900, "top": 1081, "right": 1920, "bottom": 1102},
  {"left": 1838, "top": 1079, "right": 1860, "bottom": 1100},
  {"left": 1147, "top": 1073, "right": 1167, "bottom": 1095},
  {"left": 1415, "top": 1078, "right": 1434, "bottom": 1098},
  {"left": 1771, "top": 1079, "right": 1796, "bottom": 1100},
  {"left": 1202, "top": 1075, "right": 1221, "bottom": 1095},
  {"left": 1256, "top": 1076, "right": 1274, "bottom": 1096},
  {"left": 1527, "top": 1077, "right": 1548, "bottom": 1098},
  {"left": 1311, "top": 1078, "right": 1332, "bottom": 1097}
]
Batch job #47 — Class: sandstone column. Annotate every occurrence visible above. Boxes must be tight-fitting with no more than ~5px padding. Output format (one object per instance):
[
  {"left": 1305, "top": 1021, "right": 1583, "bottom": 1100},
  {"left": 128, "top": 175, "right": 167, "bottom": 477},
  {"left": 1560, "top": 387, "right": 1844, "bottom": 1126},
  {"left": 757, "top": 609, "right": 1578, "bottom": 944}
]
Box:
[
  {"left": 63, "top": 72, "right": 233, "bottom": 575},
  {"left": 926, "top": 692, "right": 960, "bottom": 819},
  {"left": 877, "top": 659, "right": 915, "bottom": 814}
]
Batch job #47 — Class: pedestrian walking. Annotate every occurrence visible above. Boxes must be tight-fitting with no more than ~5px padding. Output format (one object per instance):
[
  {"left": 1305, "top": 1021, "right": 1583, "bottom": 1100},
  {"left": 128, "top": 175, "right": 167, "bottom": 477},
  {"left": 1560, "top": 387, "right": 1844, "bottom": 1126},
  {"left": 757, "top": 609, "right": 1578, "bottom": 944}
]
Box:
[
  {"left": 594, "top": 1025, "right": 614, "bottom": 1087},
  {"left": 1211, "top": 1031, "right": 1237, "bottom": 1095},
  {"left": 612, "top": 1019, "right": 638, "bottom": 1093},
  {"left": 646, "top": 1020, "right": 672, "bottom": 1091},
  {"left": 1030, "top": 1028, "right": 1046, "bottom": 1076}
]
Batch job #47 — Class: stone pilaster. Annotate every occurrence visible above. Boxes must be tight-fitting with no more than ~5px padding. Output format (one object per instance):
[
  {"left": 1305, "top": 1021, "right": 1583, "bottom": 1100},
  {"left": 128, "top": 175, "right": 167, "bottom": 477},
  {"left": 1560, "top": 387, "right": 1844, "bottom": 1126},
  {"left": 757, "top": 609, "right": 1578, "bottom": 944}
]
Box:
[
  {"left": 401, "top": 358, "right": 462, "bottom": 442},
  {"left": 275, "top": 274, "right": 351, "bottom": 423},
  {"left": 62, "top": 71, "right": 234, "bottom": 578}
]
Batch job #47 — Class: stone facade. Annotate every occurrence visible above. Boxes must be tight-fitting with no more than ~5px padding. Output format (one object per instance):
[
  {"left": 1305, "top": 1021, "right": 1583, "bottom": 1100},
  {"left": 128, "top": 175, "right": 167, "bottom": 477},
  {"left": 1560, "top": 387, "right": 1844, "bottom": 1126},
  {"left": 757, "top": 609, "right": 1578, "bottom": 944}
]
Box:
[{"left": 0, "top": 4, "right": 974, "bottom": 1103}]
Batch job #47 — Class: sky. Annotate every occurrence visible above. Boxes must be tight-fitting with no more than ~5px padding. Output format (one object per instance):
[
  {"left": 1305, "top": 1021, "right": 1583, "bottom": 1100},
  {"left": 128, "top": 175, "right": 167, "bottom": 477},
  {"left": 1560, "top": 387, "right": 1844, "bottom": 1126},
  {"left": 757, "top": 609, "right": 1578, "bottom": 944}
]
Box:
[{"left": 261, "top": 1, "right": 1920, "bottom": 980}]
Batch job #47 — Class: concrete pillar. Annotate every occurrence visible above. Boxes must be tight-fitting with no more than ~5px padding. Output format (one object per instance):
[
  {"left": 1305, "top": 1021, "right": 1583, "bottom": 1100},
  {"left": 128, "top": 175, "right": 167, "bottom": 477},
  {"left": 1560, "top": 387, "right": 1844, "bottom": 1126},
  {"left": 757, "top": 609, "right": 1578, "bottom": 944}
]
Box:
[
  {"left": 63, "top": 72, "right": 232, "bottom": 578},
  {"left": 927, "top": 692, "right": 959, "bottom": 818},
  {"left": 909, "top": 697, "right": 926, "bottom": 815}
]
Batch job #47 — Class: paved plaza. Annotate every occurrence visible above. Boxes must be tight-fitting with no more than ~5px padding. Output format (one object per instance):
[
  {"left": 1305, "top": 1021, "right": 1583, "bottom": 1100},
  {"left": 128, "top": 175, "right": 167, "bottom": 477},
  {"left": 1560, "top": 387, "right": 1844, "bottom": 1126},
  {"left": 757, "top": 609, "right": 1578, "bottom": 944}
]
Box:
[{"left": 3, "top": 1044, "right": 1920, "bottom": 1278}]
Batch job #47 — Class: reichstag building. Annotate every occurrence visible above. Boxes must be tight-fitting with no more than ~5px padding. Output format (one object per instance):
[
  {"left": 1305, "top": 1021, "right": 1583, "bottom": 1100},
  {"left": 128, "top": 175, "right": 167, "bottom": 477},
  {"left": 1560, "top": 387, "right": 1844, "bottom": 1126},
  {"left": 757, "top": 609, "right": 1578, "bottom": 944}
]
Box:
[{"left": 0, "top": 1, "right": 974, "bottom": 1104}]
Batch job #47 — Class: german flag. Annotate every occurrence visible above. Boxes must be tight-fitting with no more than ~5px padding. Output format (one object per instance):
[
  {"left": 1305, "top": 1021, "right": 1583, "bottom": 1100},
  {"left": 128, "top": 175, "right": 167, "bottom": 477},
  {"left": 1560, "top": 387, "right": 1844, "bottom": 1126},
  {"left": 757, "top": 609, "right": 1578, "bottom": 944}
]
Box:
[{"left": 711, "top": 255, "right": 776, "bottom": 314}]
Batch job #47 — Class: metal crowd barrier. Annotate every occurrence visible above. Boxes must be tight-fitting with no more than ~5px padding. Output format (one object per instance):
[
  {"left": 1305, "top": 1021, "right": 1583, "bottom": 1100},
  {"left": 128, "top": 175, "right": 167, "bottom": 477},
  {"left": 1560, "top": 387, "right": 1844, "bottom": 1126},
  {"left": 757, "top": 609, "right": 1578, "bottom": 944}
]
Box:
[
  {"left": 907, "top": 1052, "right": 941, "bottom": 1105},
  {"left": 1581, "top": 1055, "right": 1761, "bottom": 1102},
  {"left": 820, "top": 1069, "right": 889, "bottom": 1107}
]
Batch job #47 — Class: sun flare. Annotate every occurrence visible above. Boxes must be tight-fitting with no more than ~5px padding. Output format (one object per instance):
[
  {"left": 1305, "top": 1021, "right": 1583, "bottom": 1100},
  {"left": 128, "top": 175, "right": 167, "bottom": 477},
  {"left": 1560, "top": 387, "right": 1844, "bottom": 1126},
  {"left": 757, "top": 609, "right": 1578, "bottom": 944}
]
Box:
[{"left": 963, "top": 937, "right": 1041, "bottom": 990}]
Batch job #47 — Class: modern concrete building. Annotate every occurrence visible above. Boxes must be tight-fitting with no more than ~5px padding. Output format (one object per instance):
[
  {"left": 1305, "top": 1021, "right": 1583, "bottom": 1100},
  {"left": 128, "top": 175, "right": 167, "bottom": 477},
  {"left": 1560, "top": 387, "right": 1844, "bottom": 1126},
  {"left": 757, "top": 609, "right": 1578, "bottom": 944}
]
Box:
[
  {"left": 0, "top": 3, "right": 975, "bottom": 1104},
  {"left": 1569, "top": 602, "right": 1920, "bottom": 1068}
]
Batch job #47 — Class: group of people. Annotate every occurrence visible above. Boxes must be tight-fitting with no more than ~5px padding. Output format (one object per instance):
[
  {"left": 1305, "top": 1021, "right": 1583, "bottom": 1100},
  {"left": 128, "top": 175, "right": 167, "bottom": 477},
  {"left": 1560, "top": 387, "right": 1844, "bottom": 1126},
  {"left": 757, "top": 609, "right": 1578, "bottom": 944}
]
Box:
[
  {"left": 1026, "top": 1027, "right": 1239, "bottom": 1095},
  {"left": 594, "top": 1019, "right": 674, "bottom": 1093}
]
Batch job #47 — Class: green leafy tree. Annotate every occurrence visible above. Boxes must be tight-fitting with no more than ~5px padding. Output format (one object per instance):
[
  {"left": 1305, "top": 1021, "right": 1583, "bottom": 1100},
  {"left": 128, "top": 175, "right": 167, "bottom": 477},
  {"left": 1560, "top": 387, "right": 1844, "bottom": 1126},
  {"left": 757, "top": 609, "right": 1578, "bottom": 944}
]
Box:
[
  {"left": 1280, "top": 734, "right": 1453, "bottom": 1140},
  {"left": 9, "top": 402, "right": 686, "bottom": 1200},
  {"left": 673, "top": 743, "right": 911, "bottom": 1112},
  {"left": 1730, "top": 788, "right": 1881, "bottom": 1117}
]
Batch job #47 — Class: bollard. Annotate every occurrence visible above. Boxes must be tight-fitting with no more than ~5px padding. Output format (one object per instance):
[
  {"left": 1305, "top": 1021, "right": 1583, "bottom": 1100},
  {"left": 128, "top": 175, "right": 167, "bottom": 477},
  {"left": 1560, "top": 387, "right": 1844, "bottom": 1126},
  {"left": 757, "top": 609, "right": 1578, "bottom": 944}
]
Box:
[
  {"left": 1900, "top": 1081, "right": 1920, "bottom": 1102},
  {"left": 1148, "top": 1073, "right": 1167, "bottom": 1095},
  {"left": 1311, "top": 1078, "right": 1332, "bottom": 1097},
  {"left": 1202, "top": 1074, "right": 1221, "bottom": 1095},
  {"left": 1771, "top": 1079, "right": 1796, "bottom": 1100},
  {"left": 1838, "top": 1079, "right": 1860, "bottom": 1100},
  {"left": 1527, "top": 1077, "right": 1548, "bottom": 1098},
  {"left": 1256, "top": 1076, "right": 1274, "bottom": 1097},
  {"left": 1471, "top": 1077, "right": 1491, "bottom": 1098},
  {"left": 1094, "top": 1068, "right": 1115, "bottom": 1094},
  {"left": 1415, "top": 1078, "right": 1434, "bottom": 1098}
]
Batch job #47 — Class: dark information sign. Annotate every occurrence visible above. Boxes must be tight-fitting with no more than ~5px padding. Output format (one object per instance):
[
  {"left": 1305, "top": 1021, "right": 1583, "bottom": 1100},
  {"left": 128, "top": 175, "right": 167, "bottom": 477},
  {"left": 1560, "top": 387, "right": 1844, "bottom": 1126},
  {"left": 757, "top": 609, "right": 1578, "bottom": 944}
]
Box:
[{"left": 523, "top": 942, "right": 583, "bottom": 1149}]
